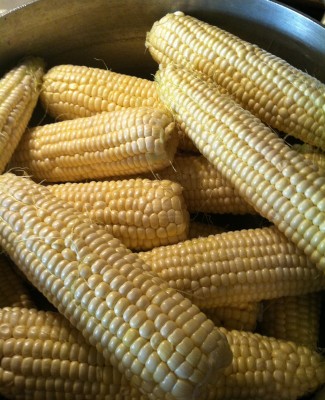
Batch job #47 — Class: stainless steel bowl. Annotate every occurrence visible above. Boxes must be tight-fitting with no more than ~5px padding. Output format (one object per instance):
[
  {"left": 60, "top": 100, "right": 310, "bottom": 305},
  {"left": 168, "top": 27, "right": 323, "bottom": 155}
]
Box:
[{"left": 0, "top": 0, "right": 324, "bottom": 82}]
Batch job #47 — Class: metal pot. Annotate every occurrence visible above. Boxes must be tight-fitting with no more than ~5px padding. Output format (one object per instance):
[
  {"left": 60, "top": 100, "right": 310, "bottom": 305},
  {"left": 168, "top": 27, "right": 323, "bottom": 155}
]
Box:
[{"left": 0, "top": 0, "right": 324, "bottom": 82}]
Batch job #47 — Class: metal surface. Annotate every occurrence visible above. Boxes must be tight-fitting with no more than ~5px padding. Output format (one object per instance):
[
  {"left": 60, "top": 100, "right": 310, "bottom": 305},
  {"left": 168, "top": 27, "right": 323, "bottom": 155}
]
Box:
[{"left": 0, "top": 0, "right": 324, "bottom": 81}]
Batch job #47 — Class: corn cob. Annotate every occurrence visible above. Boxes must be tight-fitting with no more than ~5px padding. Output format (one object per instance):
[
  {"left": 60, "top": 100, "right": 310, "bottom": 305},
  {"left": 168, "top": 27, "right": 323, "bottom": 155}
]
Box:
[
  {"left": 40, "top": 64, "right": 161, "bottom": 120},
  {"left": 202, "top": 303, "right": 260, "bottom": 332},
  {"left": 260, "top": 293, "right": 322, "bottom": 349},
  {"left": 152, "top": 154, "right": 255, "bottom": 214},
  {"left": 292, "top": 144, "right": 325, "bottom": 173},
  {"left": 206, "top": 327, "right": 325, "bottom": 400},
  {"left": 1, "top": 307, "right": 324, "bottom": 400},
  {"left": 138, "top": 225, "right": 325, "bottom": 307},
  {"left": 155, "top": 64, "right": 325, "bottom": 272},
  {"left": 0, "top": 57, "right": 44, "bottom": 174},
  {"left": 0, "top": 172, "right": 232, "bottom": 399},
  {"left": 48, "top": 178, "right": 189, "bottom": 250},
  {"left": 146, "top": 12, "right": 325, "bottom": 149},
  {"left": 188, "top": 220, "right": 226, "bottom": 239},
  {"left": 10, "top": 107, "right": 179, "bottom": 183},
  {"left": 0, "top": 307, "right": 144, "bottom": 400},
  {"left": 0, "top": 254, "right": 36, "bottom": 308}
]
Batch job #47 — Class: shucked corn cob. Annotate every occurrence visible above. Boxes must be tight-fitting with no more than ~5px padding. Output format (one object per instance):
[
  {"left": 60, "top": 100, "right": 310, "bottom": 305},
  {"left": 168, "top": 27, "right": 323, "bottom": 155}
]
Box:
[
  {"left": 48, "top": 178, "right": 189, "bottom": 250},
  {"left": 0, "top": 307, "right": 144, "bottom": 400},
  {"left": 0, "top": 172, "right": 232, "bottom": 399},
  {"left": 138, "top": 226, "right": 325, "bottom": 307},
  {"left": 155, "top": 65, "right": 325, "bottom": 272},
  {"left": 146, "top": 12, "right": 325, "bottom": 149},
  {"left": 0, "top": 254, "right": 36, "bottom": 309},
  {"left": 10, "top": 107, "right": 179, "bottom": 182},
  {"left": 40, "top": 64, "right": 161, "bottom": 120},
  {"left": 260, "top": 292, "right": 322, "bottom": 349},
  {"left": 201, "top": 302, "right": 260, "bottom": 332},
  {"left": 0, "top": 57, "right": 44, "bottom": 174},
  {"left": 1, "top": 307, "right": 324, "bottom": 400},
  {"left": 151, "top": 154, "right": 255, "bottom": 215}
]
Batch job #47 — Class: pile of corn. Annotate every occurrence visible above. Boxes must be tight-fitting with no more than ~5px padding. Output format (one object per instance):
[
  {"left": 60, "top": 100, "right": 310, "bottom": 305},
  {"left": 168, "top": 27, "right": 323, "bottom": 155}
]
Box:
[{"left": 0, "top": 11, "right": 324, "bottom": 400}]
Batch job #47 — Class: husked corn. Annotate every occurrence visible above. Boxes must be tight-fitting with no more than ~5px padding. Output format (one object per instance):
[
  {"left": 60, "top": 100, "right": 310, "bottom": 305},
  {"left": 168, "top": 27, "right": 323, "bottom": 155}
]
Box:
[
  {"left": 40, "top": 64, "right": 161, "bottom": 120},
  {"left": 48, "top": 178, "right": 189, "bottom": 250},
  {"left": 202, "top": 303, "right": 260, "bottom": 332},
  {"left": 0, "top": 172, "right": 232, "bottom": 399},
  {"left": 0, "top": 254, "right": 36, "bottom": 308},
  {"left": 260, "top": 292, "right": 322, "bottom": 349},
  {"left": 10, "top": 107, "right": 179, "bottom": 182},
  {"left": 146, "top": 12, "right": 325, "bottom": 149},
  {"left": 138, "top": 226, "right": 325, "bottom": 307},
  {"left": 0, "top": 307, "right": 144, "bottom": 400},
  {"left": 155, "top": 64, "right": 325, "bottom": 272},
  {"left": 152, "top": 154, "right": 255, "bottom": 214},
  {"left": 0, "top": 57, "right": 44, "bottom": 174}
]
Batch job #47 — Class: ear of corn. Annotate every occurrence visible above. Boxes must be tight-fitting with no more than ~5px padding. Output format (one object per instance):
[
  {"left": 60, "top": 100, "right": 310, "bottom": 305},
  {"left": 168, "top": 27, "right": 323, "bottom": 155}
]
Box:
[
  {"left": 0, "top": 57, "right": 45, "bottom": 174},
  {"left": 260, "top": 292, "right": 322, "bottom": 349},
  {"left": 40, "top": 64, "right": 161, "bottom": 120},
  {"left": 208, "top": 327, "right": 325, "bottom": 400},
  {"left": 0, "top": 307, "right": 144, "bottom": 400},
  {"left": 146, "top": 12, "right": 325, "bottom": 150},
  {"left": 1, "top": 307, "right": 324, "bottom": 400},
  {"left": 151, "top": 154, "right": 256, "bottom": 215},
  {"left": 155, "top": 64, "right": 325, "bottom": 272},
  {"left": 138, "top": 226, "right": 325, "bottom": 307},
  {"left": 10, "top": 107, "right": 179, "bottom": 182},
  {"left": 0, "top": 172, "right": 232, "bottom": 399},
  {"left": 201, "top": 302, "right": 260, "bottom": 332},
  {"left": 48, "top": 178, "right": 190, "bottom": 250},
  {"left": 0, "top": 254, "right": 36, "bottom": 308}
]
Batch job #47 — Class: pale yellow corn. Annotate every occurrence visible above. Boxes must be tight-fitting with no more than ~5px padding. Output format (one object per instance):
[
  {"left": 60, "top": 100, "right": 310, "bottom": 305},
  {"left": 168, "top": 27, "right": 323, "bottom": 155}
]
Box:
[
  {"left": 0, "top": 172, "right": 232, "bottom": 399},
  {"left": 146, "top": 12, "right": 325, "bottom": 149},
  {"left": 260, "top": 292, "right": 322, "bottom": 349},
  {"left": 0, "top": 57, "right": 44, "bottom": 173},
  {"left": 138, "top": 226, "right": 325, "bottom": 307},
  {"left": 0, "top": 255, "right": 36, "bottom": 308},
  {"left": 0, "top": 307, "right": 144, "bottom": 400},
  {"left": 188, "top": 220, "right": 226, "bottom": 239},
  {"left": 292, "top": 143, "right": 325, "bottom": 173},
  {"left": 202, "top": 303, "right": 260, "bottom": 332},
  {"left": 155, "top": 64, "right": 325, "bottom": 272},
  {"left": 152, "top": 154, "right": 255, "bottom": 214},
  {"left": 1, "top": 308, "right": 324, "bottom": 400},
  {"left": 48, "top": 178, "right": 189, "bottom": 250},
  {"left": 40, "top": 64, "right": 161, "bottom": 120},
  {"left": 10, "top": 107, "right": 179, "bottom": 183},
  {"left": 207, "top": 328, "right": 325, "bottom": 400}
]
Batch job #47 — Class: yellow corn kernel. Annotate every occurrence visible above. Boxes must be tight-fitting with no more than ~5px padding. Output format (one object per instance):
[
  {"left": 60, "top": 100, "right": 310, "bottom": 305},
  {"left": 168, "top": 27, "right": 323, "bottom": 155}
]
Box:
[
  {"left": 152, "top": 154, "right": 255, "bottom": 214},
  {"left": 202, "top": 303, "right": 260, "bottom": 332},
  {"left": 48, "top": 178, "right": 189, "bottom": 250},
  {"left": 155, "top": 64, "right": 325, "bottom": 272},
  {"left": 0, "top": 255, "right": 36, "bottom": 308},
  {"left": 40, "top": 64, "right": 161, "bottom": 120},
  {"left": 10, "top": 107, "right": 179, "bottom": 182},
  {"left": 0, "top": 172, "right": 232, "bottom": 399},
  {"left": 260, "top": 292, "right": 322, "bottom": 349},
  {"left": 0, "top": 57, "right": 44, "bottom": 173},
  {"left": 139, "top": 226, "right": 325, "bottom": 307},
  {"left": 146, "top": 12, "right": 325, "bottom": 150}
]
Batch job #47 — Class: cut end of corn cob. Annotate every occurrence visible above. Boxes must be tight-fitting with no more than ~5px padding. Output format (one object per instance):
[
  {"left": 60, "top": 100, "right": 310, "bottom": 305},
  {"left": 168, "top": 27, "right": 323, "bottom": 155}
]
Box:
[
  {"left": 0, "top": 172, "right": 233, "bottom": 399},
  {"left": 48, "top": 178, "right": 190, "bottom": 250},
  {"left": 10, "top": 106, "right": 179, "bottom": 182},
  {"left": 0, "top": 56, "right": 45, "bottom": 174}
]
